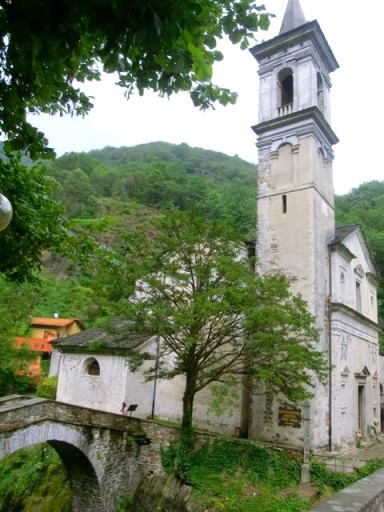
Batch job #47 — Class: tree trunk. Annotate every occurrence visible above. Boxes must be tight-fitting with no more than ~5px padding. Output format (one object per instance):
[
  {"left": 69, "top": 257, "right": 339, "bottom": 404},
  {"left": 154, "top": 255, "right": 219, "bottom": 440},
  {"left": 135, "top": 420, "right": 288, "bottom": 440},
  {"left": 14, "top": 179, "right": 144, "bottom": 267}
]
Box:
[
  {"left": 181, "top": 382, "right": 195, "bottom": 450},
  {"left": 174, "top": 381, "right": 196, "bottom": 481}
]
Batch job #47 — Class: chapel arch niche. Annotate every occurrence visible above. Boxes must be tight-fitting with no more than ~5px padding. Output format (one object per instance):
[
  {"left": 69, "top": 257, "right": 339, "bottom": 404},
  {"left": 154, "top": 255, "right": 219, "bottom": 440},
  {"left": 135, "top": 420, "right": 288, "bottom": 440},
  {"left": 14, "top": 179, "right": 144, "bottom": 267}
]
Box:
[
  {"left": 277, "top": 68, "right": 293, "bottom": 116},
  {"left": 84, "top": 357, "right": 101, "bottom": 376},
  {"left": 276, "top": 142, "right": 294, "bottom": 187}
]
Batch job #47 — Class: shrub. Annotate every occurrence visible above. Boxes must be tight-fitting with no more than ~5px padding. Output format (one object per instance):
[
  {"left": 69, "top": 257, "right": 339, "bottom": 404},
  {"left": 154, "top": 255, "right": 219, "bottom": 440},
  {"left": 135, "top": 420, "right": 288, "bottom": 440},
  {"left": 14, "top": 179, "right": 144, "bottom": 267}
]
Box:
[{"left": 35, "top": 375, "right": 58, "bottom": 399}]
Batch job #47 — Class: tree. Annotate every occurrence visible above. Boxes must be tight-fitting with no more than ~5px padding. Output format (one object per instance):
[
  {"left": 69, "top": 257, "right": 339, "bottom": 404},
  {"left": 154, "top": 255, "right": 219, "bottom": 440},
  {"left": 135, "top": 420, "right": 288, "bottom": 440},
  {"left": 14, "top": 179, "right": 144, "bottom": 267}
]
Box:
[
  {"left": 0, "top": 0, "right": 270, "bottom": 159},
  {"left": 0, "top": 3, "right": 270, "bottom": 279},
  {"left": 60, "top": 168, "right": 96, "bottom": 218},
  {"left": 0, "top": 155, "right": 69, "bottom": 281},
  {"left": 0, "top": 277, "right": 36, "bottom": 395},
  {"left": 126, "top": 210, "right": 328, "bottom": 448}
]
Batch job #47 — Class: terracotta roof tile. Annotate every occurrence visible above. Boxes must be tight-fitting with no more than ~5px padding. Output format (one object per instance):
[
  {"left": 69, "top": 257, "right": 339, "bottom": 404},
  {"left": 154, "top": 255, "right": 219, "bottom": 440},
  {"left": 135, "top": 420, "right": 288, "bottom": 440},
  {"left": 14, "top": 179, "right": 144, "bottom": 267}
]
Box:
[
  {"left": 16, "top": 337, "right": 53, "bottom": 353},
  {"left": 31, "top": 317, "right": 85, "bottom": 329}
]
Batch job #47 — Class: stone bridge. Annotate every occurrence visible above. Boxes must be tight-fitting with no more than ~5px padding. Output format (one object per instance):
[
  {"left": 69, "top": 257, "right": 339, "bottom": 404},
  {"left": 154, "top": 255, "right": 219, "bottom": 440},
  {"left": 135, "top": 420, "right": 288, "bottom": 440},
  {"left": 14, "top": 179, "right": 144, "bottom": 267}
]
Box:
[{"left": 0, "top": 395, "right": 181, "bottom": 512}]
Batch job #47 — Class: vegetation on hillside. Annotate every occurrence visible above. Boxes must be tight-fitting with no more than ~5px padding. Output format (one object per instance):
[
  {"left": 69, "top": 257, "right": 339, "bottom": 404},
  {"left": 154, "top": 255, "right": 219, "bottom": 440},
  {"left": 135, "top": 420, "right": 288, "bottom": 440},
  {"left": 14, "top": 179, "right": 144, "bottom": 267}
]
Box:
[
  {"left": 157, "top": 439, "right": 384, "bottom": 512},
  {"left": 1, "top": 144, "right": 384, "bottom": 510},
  {"left": 50, "top": 142, "right": 257, "bottom": 236},
  {"left": 0, "top": 278, "right": 38, "bottom": 395}
]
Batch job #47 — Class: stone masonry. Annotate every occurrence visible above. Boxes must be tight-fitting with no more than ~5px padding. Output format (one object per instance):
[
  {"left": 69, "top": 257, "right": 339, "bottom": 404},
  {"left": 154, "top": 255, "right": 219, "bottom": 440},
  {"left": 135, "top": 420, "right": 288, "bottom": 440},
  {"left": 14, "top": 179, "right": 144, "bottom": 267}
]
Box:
[{"left": 0, "top": 395, "right": 182, "bottom": 512}]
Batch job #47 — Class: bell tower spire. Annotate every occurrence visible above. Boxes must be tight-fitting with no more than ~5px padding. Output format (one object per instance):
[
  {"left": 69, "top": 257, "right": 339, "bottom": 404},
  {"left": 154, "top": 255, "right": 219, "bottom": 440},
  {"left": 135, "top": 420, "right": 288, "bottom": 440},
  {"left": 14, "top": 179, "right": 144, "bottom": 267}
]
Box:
[{"left": 280, "top": 0, "right": 306, "bottom": 34}]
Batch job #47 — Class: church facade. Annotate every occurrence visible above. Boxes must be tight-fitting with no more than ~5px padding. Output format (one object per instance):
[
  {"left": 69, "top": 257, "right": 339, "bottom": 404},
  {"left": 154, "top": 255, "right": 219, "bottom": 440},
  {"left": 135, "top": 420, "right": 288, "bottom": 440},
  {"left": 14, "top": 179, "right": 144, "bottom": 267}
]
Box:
[{"left": 249, "top": 0, "right": 380, "bottom": 452}]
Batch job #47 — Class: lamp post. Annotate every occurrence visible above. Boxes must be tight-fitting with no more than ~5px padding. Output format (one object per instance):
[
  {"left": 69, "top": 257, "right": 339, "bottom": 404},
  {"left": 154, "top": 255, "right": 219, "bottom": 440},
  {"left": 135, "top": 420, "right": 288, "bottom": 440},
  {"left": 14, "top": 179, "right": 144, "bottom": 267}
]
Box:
[
  {"left": 0, "top": 194, "right": 12, "bottom": 231},
  {"left": 301, "top": 399, "right": 311, "bottom": 483}
]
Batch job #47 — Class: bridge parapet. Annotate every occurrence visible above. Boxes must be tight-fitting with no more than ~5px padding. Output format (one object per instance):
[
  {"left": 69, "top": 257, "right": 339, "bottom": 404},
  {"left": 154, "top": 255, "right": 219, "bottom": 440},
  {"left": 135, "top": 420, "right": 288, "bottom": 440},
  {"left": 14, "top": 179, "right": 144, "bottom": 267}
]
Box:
[{"left": 0, "top": 396, "right": 143, "bottom": 434}]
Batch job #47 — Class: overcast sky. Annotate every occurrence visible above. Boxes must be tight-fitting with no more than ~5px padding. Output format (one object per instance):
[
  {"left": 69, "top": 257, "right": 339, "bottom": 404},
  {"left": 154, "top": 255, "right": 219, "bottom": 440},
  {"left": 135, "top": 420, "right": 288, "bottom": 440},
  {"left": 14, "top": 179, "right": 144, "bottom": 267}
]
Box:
[{"left": 31, "top": 0, "right": 383, "bottom": 195}]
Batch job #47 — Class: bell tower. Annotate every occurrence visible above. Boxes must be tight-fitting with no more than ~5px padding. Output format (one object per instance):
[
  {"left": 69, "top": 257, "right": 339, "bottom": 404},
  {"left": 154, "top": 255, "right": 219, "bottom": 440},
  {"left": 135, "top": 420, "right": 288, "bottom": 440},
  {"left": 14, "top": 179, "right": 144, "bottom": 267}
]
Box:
[{"left": 250, "top": 0, "right": 339, "bottom": 448}]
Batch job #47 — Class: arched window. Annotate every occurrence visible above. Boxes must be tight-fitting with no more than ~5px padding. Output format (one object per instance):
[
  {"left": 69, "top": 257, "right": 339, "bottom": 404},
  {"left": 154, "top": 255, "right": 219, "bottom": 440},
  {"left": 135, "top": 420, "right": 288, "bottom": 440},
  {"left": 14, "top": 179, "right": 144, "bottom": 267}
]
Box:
[
  {"left": 85, "top": 357, "right": 100, "bottom": 376},
  {"left": 340, "top": 272, "right": 345, "bottom": 284},
  {"left": 317, "top": 72, "right": 325, "bottom": 113},
  {"left": 370, "top": 293, "right": 375, "bottom": 309},
  {"left": 277, "top": 68, "right": 293, "bottom": 114}
]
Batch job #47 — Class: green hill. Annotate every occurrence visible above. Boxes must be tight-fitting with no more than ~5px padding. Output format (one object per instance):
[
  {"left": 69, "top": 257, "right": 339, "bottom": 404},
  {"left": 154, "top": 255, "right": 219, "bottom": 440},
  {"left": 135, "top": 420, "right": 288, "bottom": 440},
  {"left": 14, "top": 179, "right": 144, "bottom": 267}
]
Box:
[
  {"left": 46, "top": 145, "right": 384, "bottom": 336},
  {"left": 49, "top": 142, "right": 257, "bottom": 237}
]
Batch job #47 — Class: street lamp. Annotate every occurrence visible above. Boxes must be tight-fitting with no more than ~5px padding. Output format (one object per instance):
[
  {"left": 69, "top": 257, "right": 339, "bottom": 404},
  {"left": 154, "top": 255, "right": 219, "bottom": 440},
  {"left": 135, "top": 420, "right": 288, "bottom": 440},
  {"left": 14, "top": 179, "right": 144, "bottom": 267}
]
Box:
[{"left": 0, "top": 194, "right": 12, "bottom": 231}]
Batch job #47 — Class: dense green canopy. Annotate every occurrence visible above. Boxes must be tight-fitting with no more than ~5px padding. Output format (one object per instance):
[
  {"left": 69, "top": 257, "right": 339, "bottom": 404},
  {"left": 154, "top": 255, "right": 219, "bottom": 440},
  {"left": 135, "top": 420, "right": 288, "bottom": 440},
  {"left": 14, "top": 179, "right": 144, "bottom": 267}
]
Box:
[
  {"left": 0, "top": 0, "right": 269, "bottom": 281},
  {"left": 0, "top": 0, "right": 270, "bottom": 157}
]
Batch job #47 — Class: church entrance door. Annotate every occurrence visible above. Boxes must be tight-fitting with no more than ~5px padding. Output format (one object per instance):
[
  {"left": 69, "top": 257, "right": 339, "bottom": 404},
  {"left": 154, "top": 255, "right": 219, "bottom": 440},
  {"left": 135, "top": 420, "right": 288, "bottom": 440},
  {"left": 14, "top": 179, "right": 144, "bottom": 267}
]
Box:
[{"left": 358, "top": 385, "right": 365, "bottom": 432}]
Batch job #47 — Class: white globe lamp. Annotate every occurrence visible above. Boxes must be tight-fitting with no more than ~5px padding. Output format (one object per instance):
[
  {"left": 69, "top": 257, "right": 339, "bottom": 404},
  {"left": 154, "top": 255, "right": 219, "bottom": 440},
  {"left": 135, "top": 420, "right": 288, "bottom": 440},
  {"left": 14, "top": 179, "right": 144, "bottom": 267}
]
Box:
[{"left": 0, "top": 194, "right": 12, "bottom": 231}]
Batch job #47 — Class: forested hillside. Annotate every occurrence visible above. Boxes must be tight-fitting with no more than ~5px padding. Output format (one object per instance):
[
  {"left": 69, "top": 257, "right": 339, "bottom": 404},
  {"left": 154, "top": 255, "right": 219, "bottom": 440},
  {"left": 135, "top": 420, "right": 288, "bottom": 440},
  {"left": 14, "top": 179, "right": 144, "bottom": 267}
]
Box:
[
  {"left": 2, "top": 143, "right": 384, "bottom": 341},
  {"left": 49, "top": 142, "right": 257, "bottom": 236},
  {"left": 335, "top": 181, "right": 384, "bottom": 276},
  {"left": 44, "top": 144, "right": 384, "bottom": 339}
]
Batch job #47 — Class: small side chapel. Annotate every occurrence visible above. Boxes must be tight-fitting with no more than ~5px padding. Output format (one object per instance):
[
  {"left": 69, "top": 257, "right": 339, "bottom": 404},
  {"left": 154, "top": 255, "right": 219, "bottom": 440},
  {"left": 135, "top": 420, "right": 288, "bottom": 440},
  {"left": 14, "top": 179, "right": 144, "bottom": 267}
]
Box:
[{"left": 249, "top": 0, "right": 380, "bottom": 452}]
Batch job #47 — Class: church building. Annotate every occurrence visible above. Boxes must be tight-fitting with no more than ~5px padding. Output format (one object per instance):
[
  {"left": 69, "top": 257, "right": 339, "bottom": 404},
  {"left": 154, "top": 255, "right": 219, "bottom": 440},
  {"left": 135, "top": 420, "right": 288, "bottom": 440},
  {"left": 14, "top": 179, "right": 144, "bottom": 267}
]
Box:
[
  {"left": 49, "top": 0, "right": 381, "bottom": 455},
  {"left": 249, "top": 0, "right": 380, "bottom": 452}
]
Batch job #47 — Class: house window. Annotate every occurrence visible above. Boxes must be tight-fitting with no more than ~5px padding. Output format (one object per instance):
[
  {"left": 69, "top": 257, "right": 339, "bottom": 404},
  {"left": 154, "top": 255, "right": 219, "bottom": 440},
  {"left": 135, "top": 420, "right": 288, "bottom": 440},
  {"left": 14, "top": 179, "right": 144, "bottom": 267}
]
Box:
[
  {"left": 85, "top": 357, "right": 100, "bottom": 376},
  {"left": 356, "top": 281, "right": 361, "bottom": 312},
  {"left": 317, "top": 72, "right": 325, "bottom": 114},
  {"left": 282, "top": 194, "right": 287, "bottom": 213}
]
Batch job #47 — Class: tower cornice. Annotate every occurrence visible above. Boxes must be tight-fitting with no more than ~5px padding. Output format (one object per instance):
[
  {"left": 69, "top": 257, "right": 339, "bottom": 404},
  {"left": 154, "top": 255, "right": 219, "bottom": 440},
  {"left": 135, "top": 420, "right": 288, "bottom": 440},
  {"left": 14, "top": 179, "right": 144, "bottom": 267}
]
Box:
[
  {"left": 250, "top": 20, "right": 339, "bottom": 73},
  {"left": 252, "top": 106, "right": 339, "bottom": 153}
]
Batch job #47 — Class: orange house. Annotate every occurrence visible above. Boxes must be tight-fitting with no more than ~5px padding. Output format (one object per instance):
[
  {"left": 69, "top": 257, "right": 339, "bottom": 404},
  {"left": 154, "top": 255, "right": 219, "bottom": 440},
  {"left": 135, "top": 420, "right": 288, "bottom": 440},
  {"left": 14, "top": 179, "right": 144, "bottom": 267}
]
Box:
[
  {"left": 30, "top": 317, "right": 85, "bottom": 339},
  {"left": 16, "top": 317, "right": 85, "bottom": 378}
]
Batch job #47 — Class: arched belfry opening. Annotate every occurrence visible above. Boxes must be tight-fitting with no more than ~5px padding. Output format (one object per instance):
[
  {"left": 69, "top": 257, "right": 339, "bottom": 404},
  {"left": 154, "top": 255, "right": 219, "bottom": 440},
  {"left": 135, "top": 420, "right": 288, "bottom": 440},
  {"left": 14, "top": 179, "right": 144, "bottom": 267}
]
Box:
[
  {"left": 277, "top": 68, "right": 293, "bottom": 115},
  {"left": 317, "top": 72, "right": 325, "bottom": 114}
]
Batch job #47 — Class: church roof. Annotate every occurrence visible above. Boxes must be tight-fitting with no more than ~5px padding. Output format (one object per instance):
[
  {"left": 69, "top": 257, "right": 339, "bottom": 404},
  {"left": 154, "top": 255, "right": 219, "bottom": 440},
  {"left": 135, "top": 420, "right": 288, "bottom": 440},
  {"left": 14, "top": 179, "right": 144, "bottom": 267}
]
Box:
[
  {"left": 330, "top": 224, "right": 361, "bottom": 245},
  {"left": 280, "top": 0, "right": 306, "bottom": 34},
  {"left": 250, "top": 20, "right": 338, "bottom": 73},
  {"left": 52, "top": 320, "right": 154, "bottom": 353},
  {"left": 330, "top": 224, "right": 379, "bottom": 279},
  {"left": 31, "top": 317, "right": 85, "bottom": 329}
]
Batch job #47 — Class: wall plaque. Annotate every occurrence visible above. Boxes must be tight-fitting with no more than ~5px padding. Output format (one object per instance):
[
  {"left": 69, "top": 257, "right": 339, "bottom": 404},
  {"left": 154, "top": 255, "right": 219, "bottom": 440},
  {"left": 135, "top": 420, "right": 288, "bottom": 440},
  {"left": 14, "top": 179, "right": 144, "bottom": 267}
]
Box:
[{"left": 278, "top": 406, "right": 302, "bottom": 428}]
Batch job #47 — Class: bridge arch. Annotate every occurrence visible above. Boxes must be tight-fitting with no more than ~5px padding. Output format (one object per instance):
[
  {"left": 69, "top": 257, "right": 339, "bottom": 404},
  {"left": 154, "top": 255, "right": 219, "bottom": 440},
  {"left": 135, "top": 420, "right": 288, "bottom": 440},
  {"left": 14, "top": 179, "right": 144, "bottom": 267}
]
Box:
[{"left": 0, "top": 422, "right": 102, "bottom": 511}]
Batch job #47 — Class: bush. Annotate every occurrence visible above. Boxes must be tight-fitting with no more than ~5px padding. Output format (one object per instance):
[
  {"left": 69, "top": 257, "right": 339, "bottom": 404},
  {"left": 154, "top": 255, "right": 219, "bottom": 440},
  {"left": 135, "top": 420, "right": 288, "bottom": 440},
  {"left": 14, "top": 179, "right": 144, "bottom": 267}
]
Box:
[{"left": 35, "top": 375, "right": 58, "bottom": 399}]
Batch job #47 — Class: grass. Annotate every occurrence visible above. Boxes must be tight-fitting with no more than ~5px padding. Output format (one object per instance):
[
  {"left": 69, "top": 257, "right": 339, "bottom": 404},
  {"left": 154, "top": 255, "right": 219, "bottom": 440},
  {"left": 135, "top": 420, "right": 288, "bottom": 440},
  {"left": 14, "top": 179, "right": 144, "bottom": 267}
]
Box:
[
  {"left": 161, "top": 438, "right": 384, "bottom": 512},
  {"left": 162, "top": 439, "right": 312, "bottom": 511}
]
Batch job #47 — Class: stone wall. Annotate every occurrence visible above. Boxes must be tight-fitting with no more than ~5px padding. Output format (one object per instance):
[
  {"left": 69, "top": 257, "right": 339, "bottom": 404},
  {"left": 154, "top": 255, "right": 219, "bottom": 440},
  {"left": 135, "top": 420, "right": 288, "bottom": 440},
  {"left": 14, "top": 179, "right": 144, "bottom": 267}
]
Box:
[{"left": 310, "top": 467, "right": 384, "bottom": 512}]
